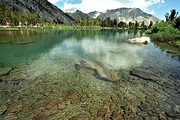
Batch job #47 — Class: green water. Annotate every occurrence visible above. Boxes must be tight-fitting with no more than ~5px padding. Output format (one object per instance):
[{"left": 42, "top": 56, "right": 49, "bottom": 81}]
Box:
[{"left": 0, "top": 30, "right": 180, "bottom": 119}]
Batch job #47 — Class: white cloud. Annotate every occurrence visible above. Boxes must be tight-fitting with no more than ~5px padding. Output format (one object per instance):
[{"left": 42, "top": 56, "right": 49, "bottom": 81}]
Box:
[
  {"left": 60, "top": 0, "right": 165, "bottom": 13},
  {"left": 161, "top": 0, "right": 165, "bottom": 3},
  {"left": 148, "top": 10, "right": 155, "bottom": 15},
  {"left": 48, "top": 0, "right": 61, "bottom": 4}
]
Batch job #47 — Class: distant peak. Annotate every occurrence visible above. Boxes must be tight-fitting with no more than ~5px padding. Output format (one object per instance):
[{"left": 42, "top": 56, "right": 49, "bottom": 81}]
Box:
[
  {"left": 76, "top": 10, "right": 81, "bottom": 12},
  {"left": 89, "top": 11, "right": 102, "bottom": 13},
  {"left": 64, "top": 10, "right": 76, "bottom": 13}
]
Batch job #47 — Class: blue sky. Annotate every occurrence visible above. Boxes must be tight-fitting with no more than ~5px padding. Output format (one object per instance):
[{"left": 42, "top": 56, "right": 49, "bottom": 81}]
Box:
[
  {"left": 149, "top": 0, "right": 180, "bottom": 20},
  {"left": 48, "top": 0, "right": 180, "bottom": 20}
]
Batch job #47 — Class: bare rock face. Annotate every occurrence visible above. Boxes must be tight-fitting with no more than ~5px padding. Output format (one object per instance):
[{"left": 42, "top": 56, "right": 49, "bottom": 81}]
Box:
[
  {"left": 88, "top": 11, "right": 103, "bottom": 18},
  {"left": 0, "top": 0, "right": 74, "bottom": 24},
  {"left": 88, "top": 8, "right": 160, "bottom": 26},
  {"left": 64, "top": 10, "right": 90, "bottom": 19}
]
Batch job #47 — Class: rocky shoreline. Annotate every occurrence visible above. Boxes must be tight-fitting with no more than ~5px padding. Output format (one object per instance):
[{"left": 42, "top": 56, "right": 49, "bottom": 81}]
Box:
[{"left": 0, "top": 60, "right": 179, "bottom": 120}]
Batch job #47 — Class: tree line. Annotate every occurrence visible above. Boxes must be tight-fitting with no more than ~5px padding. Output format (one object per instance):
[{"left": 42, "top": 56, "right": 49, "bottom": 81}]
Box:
[
  {"left": 0, "top": 5, "right": 47, "bottom": 26},
  {"left": 0, "top": 4, "right": 155, "bottom": 29},
  {"left": 164, "top": 9, "right": 180, "bottom": 29},
  {"left": 75, "top": 17, "right": 154, "bottom": 29}
]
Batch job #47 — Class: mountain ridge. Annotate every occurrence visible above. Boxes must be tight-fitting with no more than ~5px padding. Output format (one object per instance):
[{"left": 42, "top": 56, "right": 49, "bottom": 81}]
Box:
[
  {"left": 65, "top": 8, "right": 160, "bottom": 25},
  {"left": 88, "top": 11, "right": 103, "bottom": 19},
  {"left": 64, "top": 10, "right": 90, "bottom": 19},
  {"left": 89, "top": 8, "right": 160, "bottom": 25},
  {"left": 0, "top": 0, "right": 74, "bottom": 24}
]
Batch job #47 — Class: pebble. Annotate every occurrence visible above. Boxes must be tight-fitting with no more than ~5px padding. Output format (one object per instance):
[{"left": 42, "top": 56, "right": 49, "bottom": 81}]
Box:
[
  {"left": 70, "top": 113, "right": 90, "bottom": 120},
  {"left": 58, "top": 103, "right": 65, "bottom": 110},
  {"left": 4, "top": 113, "right": 17, "bottom": 120}
]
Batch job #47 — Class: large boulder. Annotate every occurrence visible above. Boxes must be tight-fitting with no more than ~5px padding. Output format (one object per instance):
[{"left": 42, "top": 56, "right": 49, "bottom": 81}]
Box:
[
  {"left": 130, "top": 68, "right": 159, "bottom": 83},
  {"left": 75, "top": 60, "right": 118, "bottom": 82},
  {"left": 128, "top": 37, "right": 150, "bottom": 44}
]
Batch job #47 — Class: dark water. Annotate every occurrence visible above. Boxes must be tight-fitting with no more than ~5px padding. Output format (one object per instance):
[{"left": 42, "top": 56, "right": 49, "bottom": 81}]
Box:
[{"left": 0, "top": 30, "right": 180, "bottom": 119}]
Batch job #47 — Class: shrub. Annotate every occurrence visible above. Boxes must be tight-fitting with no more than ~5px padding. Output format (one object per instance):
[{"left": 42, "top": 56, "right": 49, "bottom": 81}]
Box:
[
  {"left": 146, "top": 22, "right": 180, "bottom": 42},
  {"left": 174, "top": 16, "right": 180, "bottom": 29}
]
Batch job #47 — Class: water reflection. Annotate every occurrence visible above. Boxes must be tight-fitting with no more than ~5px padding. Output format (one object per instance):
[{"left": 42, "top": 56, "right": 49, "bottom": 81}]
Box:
[
  {"left": 55, "top": 38, "right": 144, "bottom": 69},
  {"left": 172, "top": 56, "right": 180, "bottom": 62},
  {"left": 0, "top": 30, "right": 75, "bottom": 66},
  {"left": 152, "top": 41, "right": 180, "bottom": 63},
  {"left": 0, "top": 29, "right": 179, "bottom": 75},
  {"left": 0, "top": 30, "right": 41, "bottom": 44}
]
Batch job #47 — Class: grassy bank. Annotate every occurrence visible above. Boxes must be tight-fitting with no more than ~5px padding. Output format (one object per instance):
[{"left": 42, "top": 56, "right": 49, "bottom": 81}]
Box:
[
  {"left": 145, "top": 21, "right": 180, "bottom": 56},
  {"left": 0, "top": 25, "right": 104, "bottom": 31},
  {"left": 145, "top": 9, "right": 180, "bottom": 56},
  {"left": 145, "top": 9, "right": 180, "bottom": 57},
  {"left": 0, "top": 25, "right": 144, "bottom": 31}
]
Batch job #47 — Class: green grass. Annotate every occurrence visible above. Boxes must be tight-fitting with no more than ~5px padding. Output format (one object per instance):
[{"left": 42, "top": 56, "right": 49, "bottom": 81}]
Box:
[
  {"left": 0, "top": 26, "right": 49, "bottom": 30},
  {"left": 0, "top": 25, "right": 104, "bottom": 31},
  {"left": 174, "top": 40, "right": 180, "bottom": 46},
  {"left": 0, "top": 25, "right": 133, "bottom": 31}
]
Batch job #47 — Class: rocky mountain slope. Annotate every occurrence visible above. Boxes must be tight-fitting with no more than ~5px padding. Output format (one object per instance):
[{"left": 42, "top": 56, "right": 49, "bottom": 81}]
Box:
[
  {"left": 0, "top": 0, "right": 74, "bottom": 24},
  {"left": 89, "top": 8, "right": 160, "bottom": 25},
  {"left": 88, "top": 11, "right": 103, "bottom": 19},
  {"left": 64, "top": 10, "right": 89, "bottom": 19}
]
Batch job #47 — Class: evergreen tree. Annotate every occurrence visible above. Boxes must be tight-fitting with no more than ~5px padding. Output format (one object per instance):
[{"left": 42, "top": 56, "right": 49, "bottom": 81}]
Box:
[
  {"left": 140, "top": 21, "right": 147, "bottom": 29},
  {"left": 75, "top": 17, "right": 82, "bottom": 26},
  {"left": 118, "top": 21, "right": 127, "bottom": 28},
  {"left": 174, "top": 16, "right": 180, "bottom": 29},
  {"left": 148, "top": 21, "right": 153, "bottom": 28},
  {"left": 135, "top": 20, "right": 139, "bottom": 28},
  {"left": 113, "top": 19, "right": 118, "bottom": 27},
  {"left": 165, "top": 9, "right": 179, "bottom": 22},
  {"left": 129, "top": 22, "right": 134, "bottom": 28},
  {"left": 169, "top": 9, "right": 178, "bottom": 21}
]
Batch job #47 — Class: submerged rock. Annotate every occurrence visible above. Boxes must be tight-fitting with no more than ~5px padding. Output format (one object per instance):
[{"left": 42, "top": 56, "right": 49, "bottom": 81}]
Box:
[
  {"left": 97, "top": 106, "right": 110, "bottom": 118},
  {"left": 75, "top": 60, "right": 118, "bottom": 82},
  {"left": 58, "top": 103, "right": 65, "bottom": 110},
  {"left": 32, "top": 113, "right": 47, "bottom": 120},
  {"left": 61, "top": 90, "right": 79, "bottom": 104},
  {"left": 45, "top": 99, "right": 60, "bottom": 110},
  {"left": 0, "top": 67, "right": 12, "bottom": 77},
  {"left": 128, "top": 37, "right": 150, "bottom": 44},
  {"left": 4, "top": 113, "right": 17, "bottom": 120},
  {"left": 166, "top": 110, "right": 180, "bottom": 118},
  {"left": 70, "top": 113, "right": 90, "bottom": 120},
  {"left": 130, "top": 68, "right": 159, "bottom": 83},
  {"left": 7, "top": 100, "right": 22, "bottom": 113},
  {"left": 1, "top": 73, "right": 27, "bottom": 83},
  {"left": 0, "top": 104, "right": 7, "bottom": 115},
  {"left": 170, "top": 72, "right": 180, "bottom": 80}
]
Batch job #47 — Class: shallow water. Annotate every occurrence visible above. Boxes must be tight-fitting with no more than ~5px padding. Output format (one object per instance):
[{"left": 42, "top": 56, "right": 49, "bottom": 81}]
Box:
[{"left": 0, "top": 30, "right": 180, "bottom": 119}]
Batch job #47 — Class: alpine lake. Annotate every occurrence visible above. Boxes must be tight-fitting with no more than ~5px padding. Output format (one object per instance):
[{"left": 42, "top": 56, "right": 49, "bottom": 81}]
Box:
[{"left": 0, "top": 29, "right": 180, "bottom": 120}]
